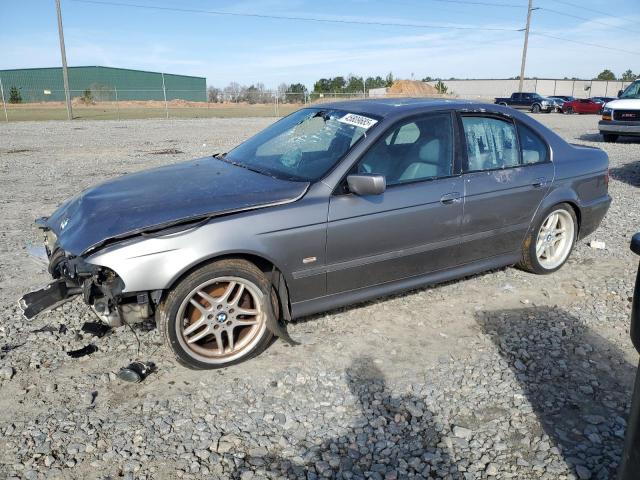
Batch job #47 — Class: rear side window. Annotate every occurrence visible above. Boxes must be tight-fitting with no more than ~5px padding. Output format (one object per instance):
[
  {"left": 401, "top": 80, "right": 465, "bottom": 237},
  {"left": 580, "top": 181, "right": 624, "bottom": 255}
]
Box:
[
  {"left": 461, "top": 116, "right": 519, "bottom": 172},
  {"left": 517, "top": 123, "right": 548, "bottom": 164}
]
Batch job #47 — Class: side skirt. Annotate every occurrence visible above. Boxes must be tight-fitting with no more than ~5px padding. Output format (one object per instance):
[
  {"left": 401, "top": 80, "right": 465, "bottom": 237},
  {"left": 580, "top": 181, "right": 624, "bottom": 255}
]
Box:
[{"left": 290, "top": 252, "right": 520, "bottom": 319}]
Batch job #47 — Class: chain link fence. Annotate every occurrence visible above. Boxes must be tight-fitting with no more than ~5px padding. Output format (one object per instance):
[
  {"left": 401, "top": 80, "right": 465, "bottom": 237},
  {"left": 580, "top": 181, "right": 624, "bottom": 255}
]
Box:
[{"left": 3, "top": 79, "right": 630, "bottom": 122}]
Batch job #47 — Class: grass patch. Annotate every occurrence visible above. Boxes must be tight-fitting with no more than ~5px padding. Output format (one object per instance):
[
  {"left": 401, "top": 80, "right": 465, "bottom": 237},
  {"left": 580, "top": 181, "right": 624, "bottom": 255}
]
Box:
[{"left": 4, "top": 104, "right": 301, "bottom": 122}]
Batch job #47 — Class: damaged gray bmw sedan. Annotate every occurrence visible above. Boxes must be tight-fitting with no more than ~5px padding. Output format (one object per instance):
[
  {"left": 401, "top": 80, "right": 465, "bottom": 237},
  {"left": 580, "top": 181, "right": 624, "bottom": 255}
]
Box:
[{"left": 21, "top": 99, "right": 611, "bottom": 369}]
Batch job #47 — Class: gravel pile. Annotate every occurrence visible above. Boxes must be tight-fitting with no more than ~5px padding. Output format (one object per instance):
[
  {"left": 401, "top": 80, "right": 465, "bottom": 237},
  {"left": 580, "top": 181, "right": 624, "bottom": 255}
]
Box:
[{"left": 0, "top": 113, "right": 638, "bottom": 479}]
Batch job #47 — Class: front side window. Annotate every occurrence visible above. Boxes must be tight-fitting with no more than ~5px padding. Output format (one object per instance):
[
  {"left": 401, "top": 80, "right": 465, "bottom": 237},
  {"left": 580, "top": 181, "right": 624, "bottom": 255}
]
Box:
[
  {"left": 517, "top": 123, "right": 548, "bottom": 164},
  {"left": 225, "top": 108, "right": 375, "bottom": 181},
  {"left": 355, "top": 113, "right": 454, "bottom": 185},
  {"left": 462, "top": 116, "right": 519, "bottom": 172}
]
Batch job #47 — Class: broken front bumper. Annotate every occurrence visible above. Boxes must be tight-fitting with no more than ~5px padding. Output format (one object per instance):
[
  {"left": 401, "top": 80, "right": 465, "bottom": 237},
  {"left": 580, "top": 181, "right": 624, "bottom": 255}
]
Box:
[
  {"left": 18, "top": 279, "right": 80, "bottom": 319},
  {"left": 18, "top": 222, "right": 145, "bottom": 325}
]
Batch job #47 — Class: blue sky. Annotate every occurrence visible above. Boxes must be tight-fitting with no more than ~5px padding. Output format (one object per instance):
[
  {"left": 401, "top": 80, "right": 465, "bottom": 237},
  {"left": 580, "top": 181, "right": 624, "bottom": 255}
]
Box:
[{"left": 1, "top": 0, "right": 638, "bottom": 89}]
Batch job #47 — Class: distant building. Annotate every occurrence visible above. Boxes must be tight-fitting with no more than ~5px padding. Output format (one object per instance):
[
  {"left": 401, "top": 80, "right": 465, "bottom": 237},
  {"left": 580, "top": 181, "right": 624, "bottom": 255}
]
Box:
[{"left": 0, "top": 66, "right": 206, "bottom": 102}]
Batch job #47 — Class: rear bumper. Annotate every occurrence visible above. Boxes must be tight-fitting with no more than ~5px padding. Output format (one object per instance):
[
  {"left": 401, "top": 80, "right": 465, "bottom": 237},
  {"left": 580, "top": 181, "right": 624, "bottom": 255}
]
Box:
[
  {"left": 599, "top": 120, "right": 640, "bottom": 136},
  {"left": 578, "top": 195, "right": 612, "bottom": 240}
]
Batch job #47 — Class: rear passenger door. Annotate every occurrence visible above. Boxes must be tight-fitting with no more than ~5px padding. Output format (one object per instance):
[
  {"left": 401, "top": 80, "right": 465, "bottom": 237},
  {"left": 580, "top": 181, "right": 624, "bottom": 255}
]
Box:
[{"left": 458, "top": 114, "right": 554, "bottom": 264}]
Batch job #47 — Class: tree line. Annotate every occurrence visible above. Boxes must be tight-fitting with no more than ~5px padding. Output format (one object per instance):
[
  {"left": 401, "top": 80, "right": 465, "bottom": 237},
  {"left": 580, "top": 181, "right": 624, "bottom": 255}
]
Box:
[
  {"left": 207, "top": 73, "right": 396, "bottom": 104},
  {"left": 595, "top": 69, "right": 638, "bottom": 82}
]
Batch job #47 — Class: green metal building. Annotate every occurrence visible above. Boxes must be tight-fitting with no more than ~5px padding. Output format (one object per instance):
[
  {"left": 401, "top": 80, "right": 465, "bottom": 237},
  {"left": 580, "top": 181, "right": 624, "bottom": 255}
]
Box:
[{"left": 0, "top": 66, "right": 206, "bottom": 102}]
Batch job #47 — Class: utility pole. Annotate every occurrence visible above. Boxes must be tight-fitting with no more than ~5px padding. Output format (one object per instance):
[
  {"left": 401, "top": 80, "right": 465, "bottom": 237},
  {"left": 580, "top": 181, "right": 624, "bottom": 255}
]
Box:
[
  {"left": 518, "top": 0, "right": 538, "bottom": 93},
  {"left": 55, "top": 0, "right": 73, "bottom": 120}
]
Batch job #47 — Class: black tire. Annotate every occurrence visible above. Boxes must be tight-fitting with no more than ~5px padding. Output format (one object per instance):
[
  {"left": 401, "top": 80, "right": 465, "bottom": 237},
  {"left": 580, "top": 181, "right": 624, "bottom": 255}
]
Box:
[
  {"left": 157, "top": 258, "right": 275, "bottom": 369},
  {"left": 499, "top": 102, "right": 508, "bottom": 107},
  {"left": 518, "top": 203, "right": 578, "bottom": 275},
  {"left": 603, "top": 133, "right": 618, "bottom": 143},
  {"left": 531, "top": 104, "right": 541, "bottom": 113},
  {"left": 565, "top": 107, "right": 573, "bottom": 114}
]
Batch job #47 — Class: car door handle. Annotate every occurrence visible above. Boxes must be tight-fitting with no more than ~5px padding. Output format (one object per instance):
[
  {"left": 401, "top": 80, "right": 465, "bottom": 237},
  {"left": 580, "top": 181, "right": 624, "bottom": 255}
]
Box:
[
  {"left": 532, "top": 177, "right": 547, "bottom": 188},
  {"left": 440, "top": 192, "right": 462, "bottom": 204}
]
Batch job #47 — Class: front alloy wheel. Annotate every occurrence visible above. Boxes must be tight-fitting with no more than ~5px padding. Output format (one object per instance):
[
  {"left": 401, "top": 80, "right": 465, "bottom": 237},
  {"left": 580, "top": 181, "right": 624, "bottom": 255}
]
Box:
[
  {"left": 518, "top": 204, "right": 577, "bottom": 274},
  {"left": 158, "top": 259, "right": 274, "bottom": 369}
]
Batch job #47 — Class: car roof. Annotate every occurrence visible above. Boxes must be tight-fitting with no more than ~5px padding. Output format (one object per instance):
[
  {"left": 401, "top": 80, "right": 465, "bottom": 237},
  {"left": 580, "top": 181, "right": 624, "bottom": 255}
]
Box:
[{"left": 306, "top": 97, "right": 491, "bottom": 119}]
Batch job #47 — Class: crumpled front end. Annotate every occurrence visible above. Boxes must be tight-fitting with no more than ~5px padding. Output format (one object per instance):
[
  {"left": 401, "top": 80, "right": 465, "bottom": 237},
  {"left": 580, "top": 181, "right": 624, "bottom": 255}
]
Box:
[{"left": 19, "top": 221, "right": 154, "bottom": 327}]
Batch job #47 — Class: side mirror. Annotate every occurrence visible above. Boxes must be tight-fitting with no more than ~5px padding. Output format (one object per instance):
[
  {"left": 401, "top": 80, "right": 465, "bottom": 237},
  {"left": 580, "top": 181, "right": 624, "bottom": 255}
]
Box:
[
  {"left": 618, "top": 89, "right": 624, "bottom": 98},
  {"left": 347, "top": 174, "right": 386, "bottom": 196}
]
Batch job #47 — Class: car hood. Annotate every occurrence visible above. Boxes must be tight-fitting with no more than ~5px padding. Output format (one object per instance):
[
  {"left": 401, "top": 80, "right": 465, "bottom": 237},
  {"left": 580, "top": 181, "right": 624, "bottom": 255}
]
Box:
[
  {"left": 42, "top": 157, "right": 309, "bottom": 255},
  {"left": 605, "top": 99, "right": 640, "bottom": 109}
]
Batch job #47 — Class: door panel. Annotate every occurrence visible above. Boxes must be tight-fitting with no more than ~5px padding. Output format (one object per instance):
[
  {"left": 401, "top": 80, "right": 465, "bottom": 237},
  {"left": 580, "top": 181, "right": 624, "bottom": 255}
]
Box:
[
  {"left": 327, "top": 178, "right": 463, "bottom": 293},
  {"left": 325, "top": 111, "right": 463, "bottom": 294},
  {"left": 460, "top": 165, "right": 552, "bottom": 262}
]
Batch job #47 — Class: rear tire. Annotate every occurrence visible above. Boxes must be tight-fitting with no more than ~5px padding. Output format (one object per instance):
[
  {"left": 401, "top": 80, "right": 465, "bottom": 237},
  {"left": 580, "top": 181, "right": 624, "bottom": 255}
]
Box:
[
  {"left": 157, "top": 259, "right": 275, "bottom": 369},
  {"left": 518, "top": 204, "right": 577, "bottom": 275},
  {"left": 603, "top": 133, "right": 618, "bottom": 143}
]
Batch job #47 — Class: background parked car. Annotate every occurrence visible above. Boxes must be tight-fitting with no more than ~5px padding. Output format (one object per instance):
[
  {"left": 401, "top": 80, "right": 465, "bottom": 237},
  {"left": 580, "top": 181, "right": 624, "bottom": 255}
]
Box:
[
  {"left": 591, "top": 96, "right": 616, "bottom": 105},
  {"left": 562, "top": 98, "right": 604, "bottom": 114},
  {"left": 494, "top": 92, "right": 554, "bottom": 113},
  {"left": 547, "top": 97, "right": 564, "bottom": 113},
  {"left": 549, "top": 95, "right": 576, "bottom": 102}
]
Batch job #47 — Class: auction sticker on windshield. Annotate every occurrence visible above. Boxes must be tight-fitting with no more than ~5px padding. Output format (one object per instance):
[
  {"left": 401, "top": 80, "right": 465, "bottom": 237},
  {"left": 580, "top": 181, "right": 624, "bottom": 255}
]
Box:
[{"left": 338, "top": 113, "right": 378, "bottom": 130}]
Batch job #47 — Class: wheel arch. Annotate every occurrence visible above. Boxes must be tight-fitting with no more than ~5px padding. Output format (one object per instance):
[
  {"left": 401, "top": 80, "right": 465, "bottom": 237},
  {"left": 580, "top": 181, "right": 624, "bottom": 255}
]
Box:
[
  {"left": 164, "top": 251, "right": 292, "bottom": 320},
  {"left": 534, "top": 190, "right": 582, "bottom": 237}
]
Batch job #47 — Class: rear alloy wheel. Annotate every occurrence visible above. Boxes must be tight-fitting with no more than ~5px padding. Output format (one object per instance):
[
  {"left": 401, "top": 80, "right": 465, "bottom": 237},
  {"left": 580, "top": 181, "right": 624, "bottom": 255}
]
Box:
[
  {"left": 158, "top": 259, "right": 274, "bottom": 369},
  {"left": 518, "top": 204, "right": 577, "bottom": 274},
  {"left": 603, "top": 133, "right": 618, "bottom": 143},
  {"left": 531, "top": 104, "right": 541, "bottom": 113}
]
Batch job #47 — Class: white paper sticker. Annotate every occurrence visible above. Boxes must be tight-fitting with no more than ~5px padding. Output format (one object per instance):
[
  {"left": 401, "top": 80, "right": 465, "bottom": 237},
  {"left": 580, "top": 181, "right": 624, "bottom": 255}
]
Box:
[{"left": 338, "top": 113, "right": 378, "bottom": 129}]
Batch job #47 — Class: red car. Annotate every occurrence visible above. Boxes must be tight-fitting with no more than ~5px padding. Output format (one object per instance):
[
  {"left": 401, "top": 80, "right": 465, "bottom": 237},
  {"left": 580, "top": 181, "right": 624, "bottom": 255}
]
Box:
[{"left": 562, "top": 98, "right": 604, "bottom": 114}]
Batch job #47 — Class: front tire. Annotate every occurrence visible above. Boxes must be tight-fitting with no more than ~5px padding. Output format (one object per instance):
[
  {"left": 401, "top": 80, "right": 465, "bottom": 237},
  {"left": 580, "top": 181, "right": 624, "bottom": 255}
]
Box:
[
  {"left": 603, "top": 133, "right": 618, "bottom": 143},
  {"left": 518, "top": 204, "right": 577, "bottom": 274},
  {"left": 531, "top": 104, "right": 541, "bottom": 113},
  {"left": 157, "top": 259, "right": 275, "bottom": 369}
]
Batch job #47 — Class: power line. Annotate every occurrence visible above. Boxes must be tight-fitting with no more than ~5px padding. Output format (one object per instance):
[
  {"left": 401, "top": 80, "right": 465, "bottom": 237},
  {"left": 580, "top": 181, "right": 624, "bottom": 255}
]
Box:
[
  {"left": 70, "top": 0, "right": 523, "bottom": 32},
  {"left": 540, "top": 7, "right": 639, "bottom": 34},
  {"left": 531, "top": 31, "right": 640, "bottom": 56},
  {"left": 551, "top": 0, "right": 634, "bottom": 24},
  {"left": 430, "top": 0, "right": 526, "bottom": 7}
]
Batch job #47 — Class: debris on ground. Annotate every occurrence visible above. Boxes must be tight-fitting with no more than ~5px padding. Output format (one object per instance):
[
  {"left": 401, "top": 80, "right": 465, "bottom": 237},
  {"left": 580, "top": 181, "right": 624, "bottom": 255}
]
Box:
[
  {"left": 0, "top": 366, "right": 15, "bottom": 380},
  {"left": 81, "top": 321, "right": 111, "bottom": 338},
  {"left": 66, "top": 344, "right": 98, "bottom": 358},
  {"left": 117, "top": 361, "right": 156, "bottom": 383},
  {"left": 589, "top": 240, "right": 606, "bottom": 250}
]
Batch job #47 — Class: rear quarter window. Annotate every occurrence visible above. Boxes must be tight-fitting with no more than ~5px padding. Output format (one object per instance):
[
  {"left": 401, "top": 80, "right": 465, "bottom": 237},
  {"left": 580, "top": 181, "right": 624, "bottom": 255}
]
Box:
[{"left": 517, "top": 123, "right": 548, "bottom": 164}]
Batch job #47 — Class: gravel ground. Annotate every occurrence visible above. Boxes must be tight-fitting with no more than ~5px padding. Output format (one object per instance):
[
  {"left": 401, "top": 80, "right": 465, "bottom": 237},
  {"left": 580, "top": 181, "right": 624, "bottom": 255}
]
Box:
[{"left": 0, "top": 113, "right": 639, "bottom": 480}]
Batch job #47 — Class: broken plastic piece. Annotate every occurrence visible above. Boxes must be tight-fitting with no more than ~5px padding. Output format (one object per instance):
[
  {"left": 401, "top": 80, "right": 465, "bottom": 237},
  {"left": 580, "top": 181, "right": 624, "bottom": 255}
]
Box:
[
  {"left": 81, "top": 322, "right": 111, "bottom": 338},
  {"left": 67, "top": 344, "right": 98, "bottom": 358}
]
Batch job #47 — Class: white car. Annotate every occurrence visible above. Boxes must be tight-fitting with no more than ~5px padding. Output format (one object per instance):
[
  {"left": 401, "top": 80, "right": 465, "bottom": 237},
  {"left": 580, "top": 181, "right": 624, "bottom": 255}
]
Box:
[{"left": 599, "top": 80, "right": 640, "bottom": 143}]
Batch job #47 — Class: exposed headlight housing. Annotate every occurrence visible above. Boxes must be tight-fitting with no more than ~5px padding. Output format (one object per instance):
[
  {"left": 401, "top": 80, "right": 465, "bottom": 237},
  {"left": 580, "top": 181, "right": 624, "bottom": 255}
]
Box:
[{"left": 602, "top": 108, "right": 613, "bottom": 121}]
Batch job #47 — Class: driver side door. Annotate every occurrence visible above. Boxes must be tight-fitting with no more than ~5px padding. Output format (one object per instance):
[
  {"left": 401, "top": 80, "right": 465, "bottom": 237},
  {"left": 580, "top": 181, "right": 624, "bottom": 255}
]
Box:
[{"left": 325, "top": 112, "right": 464, "bottom": 294}]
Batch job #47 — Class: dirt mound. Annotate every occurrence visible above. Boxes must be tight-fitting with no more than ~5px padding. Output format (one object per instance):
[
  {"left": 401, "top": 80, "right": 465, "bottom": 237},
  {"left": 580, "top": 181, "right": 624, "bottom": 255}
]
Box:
[{"left": 387, "top": 80, "right": 438, "bottom": 96}]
